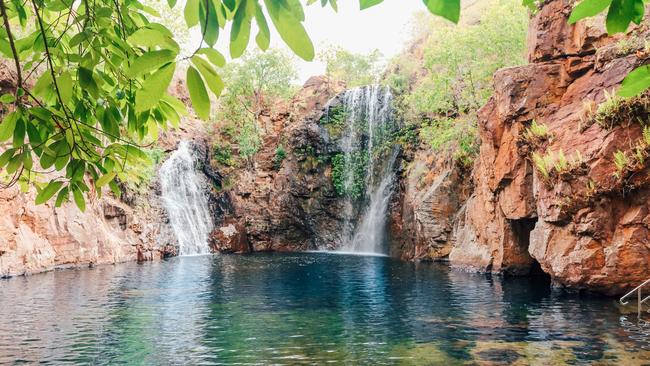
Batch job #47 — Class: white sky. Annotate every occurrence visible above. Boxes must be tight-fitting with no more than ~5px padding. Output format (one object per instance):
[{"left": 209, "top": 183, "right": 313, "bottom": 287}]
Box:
[
  {"left": 192, "top": 1, "right": 426, "bottom": 83},
  {"left": 290, "top": 1, "right": 424, "bottom": 82}
]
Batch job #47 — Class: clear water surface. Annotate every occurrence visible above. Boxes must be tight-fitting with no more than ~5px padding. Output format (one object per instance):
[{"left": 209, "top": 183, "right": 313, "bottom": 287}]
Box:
[{"left": 0, "top": 253, "right": 649, "bottom": 365}]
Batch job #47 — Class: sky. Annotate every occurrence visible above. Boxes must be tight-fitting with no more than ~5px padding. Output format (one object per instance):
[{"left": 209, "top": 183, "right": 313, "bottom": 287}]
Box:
[
  {"left": 288, "top": 1, "right": 424, "bottom": 82},
  {"left": 183, "top": 1, "right": 426, "bottom": 83}
]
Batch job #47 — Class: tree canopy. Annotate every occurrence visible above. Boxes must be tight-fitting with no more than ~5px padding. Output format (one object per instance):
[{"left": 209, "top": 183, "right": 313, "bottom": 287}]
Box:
[
  {"left": 0, "top": 0, "right": 647, "bottom": 210},
  {"left": 319, "top": 46, "right": 383, "bottom": 87}
]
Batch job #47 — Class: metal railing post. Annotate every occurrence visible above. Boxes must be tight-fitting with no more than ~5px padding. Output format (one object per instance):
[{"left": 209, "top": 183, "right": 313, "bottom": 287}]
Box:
[{"left": 637, "top": 287, "right": 641, "bottom": 318}]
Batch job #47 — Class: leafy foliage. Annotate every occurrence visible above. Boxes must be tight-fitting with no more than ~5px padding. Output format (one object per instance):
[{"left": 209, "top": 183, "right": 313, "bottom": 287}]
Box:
[
  {"left": 404, "top": 0, "right": 528, "bottom": 116},
  {"left": 215, "top": 48, "right": 297, "bottom": 163},
  {"left": 331, "top": 152, "right": 368, "bottom": 199},
  {"left": 274, "top": 144, "right": 286, "bottom": 170},
  {"left": 613, "top": 150, "right": 629, "bottom": 178},
  {"left": 387, "top": 0, "right": 525, "bottom": 166},
  {"left": 419, "top": 117, "right": 479, "bottom": 166},
  {"left": 319, "top": 46, "right": 383, "bottom": 87}
]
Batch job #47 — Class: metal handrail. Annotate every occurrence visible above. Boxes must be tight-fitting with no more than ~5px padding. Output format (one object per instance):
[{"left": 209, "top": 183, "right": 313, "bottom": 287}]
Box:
[
  {"left": 621, "top": 278, "right": 650, "bottom": 318},
  {"left": 620, "top": 278, "right": 650, "bottom": 305},
  {"left": 642, "top": 294, "right": 650, "bottom": 306}
]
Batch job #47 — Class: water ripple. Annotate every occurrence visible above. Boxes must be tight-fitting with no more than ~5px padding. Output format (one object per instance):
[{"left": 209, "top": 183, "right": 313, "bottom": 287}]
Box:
[{"left": 0, "top": 253, "right": 648, "bottom": 364}]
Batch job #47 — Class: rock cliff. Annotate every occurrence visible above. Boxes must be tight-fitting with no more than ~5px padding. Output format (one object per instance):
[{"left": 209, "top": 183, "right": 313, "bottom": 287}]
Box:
[
  {"left": 209, "top": 76, "right": 351, "bottom": 252},
  {"left": 450, "top": 0, "right": 650, "bottom": 294}
]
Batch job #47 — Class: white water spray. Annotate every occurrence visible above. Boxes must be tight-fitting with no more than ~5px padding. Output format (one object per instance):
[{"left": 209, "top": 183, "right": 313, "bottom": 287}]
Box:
[
  {"left": 159, "top": 141, "right": 213, "bottom": 255},
  {"left": 335, "top": 86, "right": 397, "bottom": 255}
]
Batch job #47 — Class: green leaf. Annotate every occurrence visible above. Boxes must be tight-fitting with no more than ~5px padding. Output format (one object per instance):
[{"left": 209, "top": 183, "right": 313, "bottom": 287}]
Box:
[
  {"left": 186, "top": 66, "right": 211, "bottom": 120},
  {"left": 78, "top": 67, "right": 99, "bottom": 98},
  {"left": 128, "top": 26, "right": 180, "bottom": 52},
  {"left": 618, "top": 65, "right": 650, "bottom": 97},
  {"left": 606, "top": 0, "right": 644, "bottom": 34},
  {"left": 95, "top": 171, "right": 116, "bottom": 188},
  {"left": 0, "top": 38, "right": 11, "bottom": 57},
  {"left": 109, "top": 180, "right": 122, "bottom": 198},
  {"left": 254, "top": 7, "right": 271, "bottom": 50},
  {"left": 230, "top": 0, "right": 254, "bottom": 58},
  {"left": 264, "top": 0, "right": 315, "bottom": 61},
  {"left": 72, "top": 185, "right": 86, "bottom": 212},
  {"left": 422, "top": 0, "right": 460, "bottom": 23},
  {"left": 135, "top": 62, "right": 176, "bottom": 112},
  {"left": 521, "top": 0, "right": 537, "bottom": 11},
  {"left": 6, "top": 153, "right": 21, "bottom": 174},
  {"left": 200, "top": 0, "right": 220, "bottom": 46},
  {"left": 0, "top": 149, "right": 15, "bottom": 168},
  {"left": 40, "top": 152, "right": 56, "bottom": 169},
  {"left": 161, "top": 94, "right": 189, "bottom": 116},
  {"left": 223, "top": 0, "right": 236, "bottom": 11},
  {"left": 58, "top": 71, "right": 73, "bottom": 106},
  {"left": 191, "top": 56, "right": 224, "bottom": 96},
  {"left": 126, "top": 50, "right": 176, "bottom": 78},
  {"left": 0, "top": 93, "right": 15, "bottom": 103},
  {"left": 359, "top": 0, "right": 383, "bottom": 9},
  {"left": 0, "top": 112, "right": 19, "bottom": 142},
  {"left": 32, "top": 72, "right": 53, "bottom": 97},
  {"left": 68, "top": 31, "right": 90, "bottom": 47},
  {"left": 197, "top": 48, "right": 226, "bottom": 67},
  {"left": 35, "top": 180, "right": 63, "bottom": 205},
  {"left": 13, "top": 117, "right": 24, "bottom": 146},
  {"left": 55, "top": 186, "right": 69, "bottom": 207},
  {"left": 185, "top": 0, "right": 200, "bottom": 27},
  {"left": 569, "top": 0, "right": 612, "bottom": 24}
]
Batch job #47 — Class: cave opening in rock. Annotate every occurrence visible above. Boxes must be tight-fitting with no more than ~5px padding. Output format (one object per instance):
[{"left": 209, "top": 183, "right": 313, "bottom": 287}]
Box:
[{"left": 510, "top": 218, "right": 550, "bottom": 279}]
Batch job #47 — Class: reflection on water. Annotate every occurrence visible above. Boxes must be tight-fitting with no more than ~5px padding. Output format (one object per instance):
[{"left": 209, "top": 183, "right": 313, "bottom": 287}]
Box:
[{"left": 0, "top": 253, "right": 648, "bottom": 364}]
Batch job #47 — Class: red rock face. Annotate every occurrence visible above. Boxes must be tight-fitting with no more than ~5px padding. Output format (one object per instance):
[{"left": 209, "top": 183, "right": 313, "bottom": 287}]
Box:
[
  {"left": 212, "top": 76, "right": 349, "bottom": 252},
  {"left": 451, "top": 0, "right": 650, "bottom": 294},
  {"left": 389, "top": 147, "right": 472, "bottom": 261}
]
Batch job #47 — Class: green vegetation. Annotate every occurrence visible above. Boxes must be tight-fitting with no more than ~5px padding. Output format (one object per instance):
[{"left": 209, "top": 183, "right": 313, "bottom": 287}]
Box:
[
  {"left": 400, "top": 0, "right": 529, "bottom": 117},
  {"left": 213, "top": 143, "right": 235, "bottom": 167},
  {"left": 613, "top": 150, "right": 629, "bottom": 179},
  {"left": 0, "top": 0, "right": 646, "bottom": 208},
  {"left": 419, "top": 117, "right": 478, "bottom": 167},
  {"left": 331, "top": 152, "right": 368, "bottom": 200},
  {"left": 319, "top": 104, "right": 348, "bottom": 139},
  {"left": 522, "top": 120, "right": 551, "bottom": 144},
  {"left": 591, "top": 90, "right": 650, "bottom": 129},
  {"left": 532, "top": 149, "right": 585, "bottom": 182},
  {"left": 215, "top": 49, "right": 297, "bottom": 165},
  {"left": 532, "top": 152, "right": 553, "bottom": 181},
  {"left": 319, "top": 47, "right": 383, "bottom": 87},
  {"left": 386, "top": 0, "right": 528, "bottom": 167},
  {"left": 274, "top": 145, "right": 287, "bottom": 170}
]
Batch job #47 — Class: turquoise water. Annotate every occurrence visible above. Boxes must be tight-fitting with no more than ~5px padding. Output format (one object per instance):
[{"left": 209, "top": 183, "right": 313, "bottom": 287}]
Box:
[{"left": 0, "top": 253, "right": 648, "bottom": 365}]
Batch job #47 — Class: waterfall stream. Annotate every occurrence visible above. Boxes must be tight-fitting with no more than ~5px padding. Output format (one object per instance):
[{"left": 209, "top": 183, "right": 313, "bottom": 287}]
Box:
[
  {"left": 159, "top": 141, "right": 213, "bottom": 256},
  {"left": 335, "top": 86, "right": 397, "bottom": 255}
]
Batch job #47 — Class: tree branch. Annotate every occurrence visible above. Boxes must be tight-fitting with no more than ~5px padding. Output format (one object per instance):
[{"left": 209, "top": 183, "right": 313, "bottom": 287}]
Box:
[{"left": 0, "top": 0, "right": 23, "bottom": 99}]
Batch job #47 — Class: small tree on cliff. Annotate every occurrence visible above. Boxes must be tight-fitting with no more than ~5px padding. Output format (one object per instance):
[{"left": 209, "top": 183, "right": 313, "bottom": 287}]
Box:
[
  {"left": 216, "top": 48, "right": 297, "bottom": 167},
  {"left": 319, "top": 46, "right": 383, "bottom": 88},
  {"left": 0, "top": 0, "right": 646, "bottom": 210}
]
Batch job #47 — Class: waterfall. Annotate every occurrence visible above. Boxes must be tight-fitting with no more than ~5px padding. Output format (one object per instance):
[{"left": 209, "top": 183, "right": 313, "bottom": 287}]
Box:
[
  {"left": 335, "top": 85, "right": 397, "bottom": 255},
  {"left": 159, "top": 141, "right": 213, "bottom": 256}
]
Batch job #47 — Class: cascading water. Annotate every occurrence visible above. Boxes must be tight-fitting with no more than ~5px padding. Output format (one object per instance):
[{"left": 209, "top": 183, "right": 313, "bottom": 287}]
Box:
[
  {"left": 334, "top": 85, "right": 397, "bottom": 255},
  {"left": 159, "top": 141, "right": 213, "bottom": 256}
]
